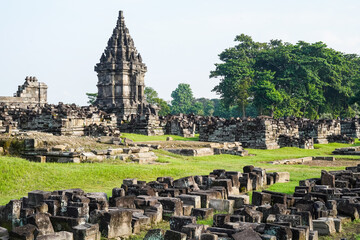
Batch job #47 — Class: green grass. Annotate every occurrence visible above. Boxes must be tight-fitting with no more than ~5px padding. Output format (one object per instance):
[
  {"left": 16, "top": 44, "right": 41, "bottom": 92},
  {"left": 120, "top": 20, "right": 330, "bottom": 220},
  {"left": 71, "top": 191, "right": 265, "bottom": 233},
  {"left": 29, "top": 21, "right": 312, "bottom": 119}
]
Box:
[
  {"left": 0, "top": 138, "right": 360, "bottom": 205},
  {"left": 120, "top": 133, "right": 199, "bottom": 142}
]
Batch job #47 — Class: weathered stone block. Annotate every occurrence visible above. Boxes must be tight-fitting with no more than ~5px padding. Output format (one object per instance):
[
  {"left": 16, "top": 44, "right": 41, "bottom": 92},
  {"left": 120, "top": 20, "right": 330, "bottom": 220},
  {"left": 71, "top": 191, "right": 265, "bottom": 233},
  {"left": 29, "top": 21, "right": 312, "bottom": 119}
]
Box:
[
  {"left": 181, "top": 223, "right": 205, "bottom": 240},
  {"left": 89, "top": 209, "right": 132, "bottom": 238},
  {"left": 111, "top": 196, "right": 136, "bottom": 208},
  {"left": 72, "top": 223, "right": 101, "bottom": 240},
  {"left": 200, "top": 233, "right": 218, "bottom": 240},
  {"left": 309, "top": 230, "right": 318, "bottom": 240},
  {"left": 191, "top": 208, "right": 214, "bottom": 220},
  {"left": 9, "top": 224, "right": 37, "bottom": 240},
  {"left": 0, "top": 227, "right": 9, "bottom": 240},
  {"left": 132, "top": 214, "right": 148, "bottom": 232},
  {"left": 290, "top": 227, "right": 307, "bottom": 240},
  {"left": 145, "top": 203, "right": 163, "bottom": 224},
  {"left": 252, "top": 192, "right": 271, "bottom": 206},
  {"left": 242, "top": 207, "right": 263, "bottom": 223},
  {"left": 169, "top": 216, "right": 196, "bottom": 232},
  {"left": 26, "top": 213, "right": 54, "bottom": 236},
  {"left": 261, "top": 234, "right": 276, "bottom": 240},
  {"left": 333, "top": 218, "right": 342, "bottom": 233},
  {"left": 188, "top": 191, "right": 222, "bottom": 208},
  {"left": 228, "top": 194, "right": 249, "bottom": 208},
  {"left": 275, "top": 214, "right": 301, "bottom": 227},
  {"left": 232, "top": 228, "right": 262, "bottom": 240},
  {"left": 213, "top": 214, "right": 230, "bottom": 228},
  {"left": 264, "top": 223, "right": 292, "bottom": 240},
  {"left": 178, "top": 194, "right": 201, "bottom": 209},
  {"left": 164, "top": 230, "right": 187, "bottom": 240},
  {"left": 50, "top": 216, "right": 85, "bottom": 232},
  {"left": 156, "top": 197, "right": 183, "bottom": 218},
  {"left": 274, "top": 172, "right": 290, "bottom": 183},
  {"left": 36, "top": 231, "right": 73, "bottom": 240},
  {"left": 320, "top": 171, "right": 335, "bottom": 187},
  {"left": 183, "top": 205, "right": 193, "bottom": 216},
  {"left": 144, "top": 229, "right": 165, "bottom": 240},
  {"left": 173, "top": 176, "right": 199, "bottom": 190},
  {"left": 313, "top": 218, "right": 336, "bottom": 236},
  {"left": 209, "top": 199, "right": 234, "bottom": 214},
  {"left": 1, "top": 199, "right": 22, "bottom": 229}
]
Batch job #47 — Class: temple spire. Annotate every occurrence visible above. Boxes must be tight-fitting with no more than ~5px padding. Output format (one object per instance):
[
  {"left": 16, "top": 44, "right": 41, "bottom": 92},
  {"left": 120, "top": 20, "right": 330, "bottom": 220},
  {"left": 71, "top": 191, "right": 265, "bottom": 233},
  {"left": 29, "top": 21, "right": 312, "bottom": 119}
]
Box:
[{"left": 94, "top": 10, "right": 148, "bottom": 115}]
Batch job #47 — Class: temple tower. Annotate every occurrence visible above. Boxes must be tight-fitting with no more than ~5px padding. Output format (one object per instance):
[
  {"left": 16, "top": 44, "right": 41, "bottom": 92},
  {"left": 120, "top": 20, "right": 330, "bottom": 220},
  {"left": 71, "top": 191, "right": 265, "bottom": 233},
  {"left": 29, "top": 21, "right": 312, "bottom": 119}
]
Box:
[{"left": 94, "top": 11, "right": 147, "bottom": 116}]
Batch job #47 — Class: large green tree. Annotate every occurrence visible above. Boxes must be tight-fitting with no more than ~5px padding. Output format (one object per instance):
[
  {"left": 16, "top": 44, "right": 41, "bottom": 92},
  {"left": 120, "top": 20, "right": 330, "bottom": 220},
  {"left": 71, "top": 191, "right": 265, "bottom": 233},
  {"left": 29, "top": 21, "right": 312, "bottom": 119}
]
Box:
[
  {"left": 211, "top": 34, "right": 360, "bottom": 119},
  {"left": 171, "top": 83, "right": 196, "bottom": 114}
]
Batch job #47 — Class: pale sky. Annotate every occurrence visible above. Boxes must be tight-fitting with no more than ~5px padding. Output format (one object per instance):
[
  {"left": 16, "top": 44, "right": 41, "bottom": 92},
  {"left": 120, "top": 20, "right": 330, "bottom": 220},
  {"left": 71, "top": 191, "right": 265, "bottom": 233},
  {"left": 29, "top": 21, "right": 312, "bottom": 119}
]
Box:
[{"left": 0, "top": 0, "right": 359, "bottom": 105}]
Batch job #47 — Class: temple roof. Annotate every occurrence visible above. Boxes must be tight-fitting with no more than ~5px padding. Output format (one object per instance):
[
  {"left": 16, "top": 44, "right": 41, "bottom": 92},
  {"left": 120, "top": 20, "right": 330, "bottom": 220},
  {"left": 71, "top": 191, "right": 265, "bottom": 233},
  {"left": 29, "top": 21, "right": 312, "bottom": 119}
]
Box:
[{"left": 95, "top": 11, "right": 145, "bottom": 72}]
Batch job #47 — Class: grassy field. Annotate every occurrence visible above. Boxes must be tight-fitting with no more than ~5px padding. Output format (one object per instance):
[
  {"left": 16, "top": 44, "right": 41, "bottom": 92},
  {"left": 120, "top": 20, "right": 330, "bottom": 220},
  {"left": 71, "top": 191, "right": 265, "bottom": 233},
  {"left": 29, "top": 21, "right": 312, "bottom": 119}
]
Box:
[{"left": 1, "top": 136, "right": 360, "bottom": 205}]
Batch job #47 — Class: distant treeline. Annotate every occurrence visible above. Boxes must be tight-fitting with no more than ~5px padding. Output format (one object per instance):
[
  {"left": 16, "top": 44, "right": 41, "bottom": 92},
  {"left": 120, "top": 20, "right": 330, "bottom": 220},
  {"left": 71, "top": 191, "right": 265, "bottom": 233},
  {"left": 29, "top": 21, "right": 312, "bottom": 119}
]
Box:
[{"left": 145, "top": 84, "right": 254, "bottom": 118}]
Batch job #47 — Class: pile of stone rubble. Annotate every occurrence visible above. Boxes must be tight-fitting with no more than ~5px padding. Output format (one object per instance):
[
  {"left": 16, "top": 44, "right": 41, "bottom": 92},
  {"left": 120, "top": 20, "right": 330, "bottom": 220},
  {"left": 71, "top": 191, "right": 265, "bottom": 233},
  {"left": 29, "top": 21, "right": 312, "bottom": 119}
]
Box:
[
  {"left": 143, "top": 165, "right": 360, "bottom": 240},
  {"left": 165, "top": 142, "right": 249, "bottom": 157},
  {"left": 333, "top": 146, "right": 360, "bottom": 155},
  {"left": 269, "top": 156, "right": 335, "bottom": 165},
  {"left": 0, "top": 166, "right": 289, "bottom": 239},
  {"left": 20, "top": 138, "right": 158, "bottom": 164},
  {"left": 2, "top": 164, "right": 359, "bottom": 239}
]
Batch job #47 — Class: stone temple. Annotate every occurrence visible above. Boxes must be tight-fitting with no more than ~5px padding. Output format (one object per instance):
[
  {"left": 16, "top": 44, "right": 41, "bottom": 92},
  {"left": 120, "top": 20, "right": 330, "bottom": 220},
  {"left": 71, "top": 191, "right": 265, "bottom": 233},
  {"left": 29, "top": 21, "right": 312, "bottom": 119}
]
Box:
[{"left": 94, "top": 11, "right": 148, "bottom": 119}]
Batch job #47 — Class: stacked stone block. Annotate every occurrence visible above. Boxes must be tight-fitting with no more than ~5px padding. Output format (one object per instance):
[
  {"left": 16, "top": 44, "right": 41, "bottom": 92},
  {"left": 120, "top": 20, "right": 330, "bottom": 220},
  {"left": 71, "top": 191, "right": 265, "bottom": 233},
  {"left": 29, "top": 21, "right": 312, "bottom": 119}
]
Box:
[
  {"left": 0, "top": 166, "right": 283, "bottom": 239},
  {"left": 199, "top": 116, "right": 356, "bottom": 149}
]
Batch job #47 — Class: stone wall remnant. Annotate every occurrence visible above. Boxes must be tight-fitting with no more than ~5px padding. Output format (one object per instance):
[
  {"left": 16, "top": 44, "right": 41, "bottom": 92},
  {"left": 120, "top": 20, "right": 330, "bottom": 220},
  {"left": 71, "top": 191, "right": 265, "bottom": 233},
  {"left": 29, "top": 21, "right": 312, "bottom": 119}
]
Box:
[
  {"left": 199, "top": 116, "right": 358, "bottom": 150},
  {"left": 0, "top": 76, "right": 47, "bottom": 108}
]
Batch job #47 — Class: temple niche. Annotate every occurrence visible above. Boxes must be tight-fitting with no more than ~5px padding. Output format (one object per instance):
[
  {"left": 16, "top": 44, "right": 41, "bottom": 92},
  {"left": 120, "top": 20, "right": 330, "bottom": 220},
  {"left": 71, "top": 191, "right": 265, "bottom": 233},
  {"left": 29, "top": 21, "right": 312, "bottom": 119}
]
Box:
[{"left": 94, "top": 11, "right": 152, "bottom": 119}]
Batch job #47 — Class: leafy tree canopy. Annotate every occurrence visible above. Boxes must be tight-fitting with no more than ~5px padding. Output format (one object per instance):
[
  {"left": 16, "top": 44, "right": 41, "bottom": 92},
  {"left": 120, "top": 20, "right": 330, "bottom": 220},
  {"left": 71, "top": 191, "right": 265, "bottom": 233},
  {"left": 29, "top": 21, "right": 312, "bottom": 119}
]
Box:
[
  {"left": 171, "top": 83, "right": 196, "bottom": 114},
  {"left": 86, "top": 93, "right": 98, "bottom": 105},
  {"left": 211, "top": 34, "right": 360, "bottom": 119},
  {"left": 144, "top": 87, "right": 171, "bottom": 116}
]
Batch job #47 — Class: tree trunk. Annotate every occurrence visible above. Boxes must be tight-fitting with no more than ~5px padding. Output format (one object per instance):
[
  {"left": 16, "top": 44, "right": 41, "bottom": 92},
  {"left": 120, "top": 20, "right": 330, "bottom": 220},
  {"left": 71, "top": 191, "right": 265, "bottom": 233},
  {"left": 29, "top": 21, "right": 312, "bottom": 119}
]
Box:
[{"left": 242, "top": 103, "right": 246, "bottom": 118}]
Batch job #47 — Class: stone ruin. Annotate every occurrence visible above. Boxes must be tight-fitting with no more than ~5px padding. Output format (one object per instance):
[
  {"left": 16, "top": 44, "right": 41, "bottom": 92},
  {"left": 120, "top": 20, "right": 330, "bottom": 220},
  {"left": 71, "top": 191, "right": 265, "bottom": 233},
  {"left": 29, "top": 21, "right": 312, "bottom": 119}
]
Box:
[
  {"left": 1, "top": 10, "right": 360, "bottom": 151},
  {"left": 0, "top": 165, "right": 289, "bottom": 240},
  {"left": 0, "top": 103, "right": 118, "bottom": 136},
  {"left": 0, "top": 76, "right": 47, "bottom": 108},
  {"left": 199, "top": 116, "right": 358, "bottom": 149},
  {"left": 19, "top": 137, "right": 159, "bottom": 164},
  {"left": 94, "top": 11, "right": 156, "bottom": 120},
  {"left": 2, "top": 164, "right": 360, "bottom": 239},
  {"left": 1, "top": 104, "right": 360, "bottom": 151}
]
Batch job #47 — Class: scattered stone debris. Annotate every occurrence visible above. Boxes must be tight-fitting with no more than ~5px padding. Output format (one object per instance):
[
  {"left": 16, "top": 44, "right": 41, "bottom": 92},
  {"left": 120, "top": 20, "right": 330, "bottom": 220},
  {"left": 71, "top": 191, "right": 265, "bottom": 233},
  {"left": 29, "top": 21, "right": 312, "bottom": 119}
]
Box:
[
  {"left": 166, "top": 142, "right": 248, "bottom": 157},
  {"left": 3, "top": 164, "right": 360, "bottom": 239},
  {"left": 333, "top": 146, "right": 360, "bottom": 155},
  {"left": 20, "top": 138, "right": 158, "bottom": 164},
  {"left": 0, "top": 166, "right": 287, "bottom": 239},
  {"left": 270, "top": 156, "right": 335, "bottom": 165},
  {"left": 147, "top": 164, "right": 360, "bottom": 239}
]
